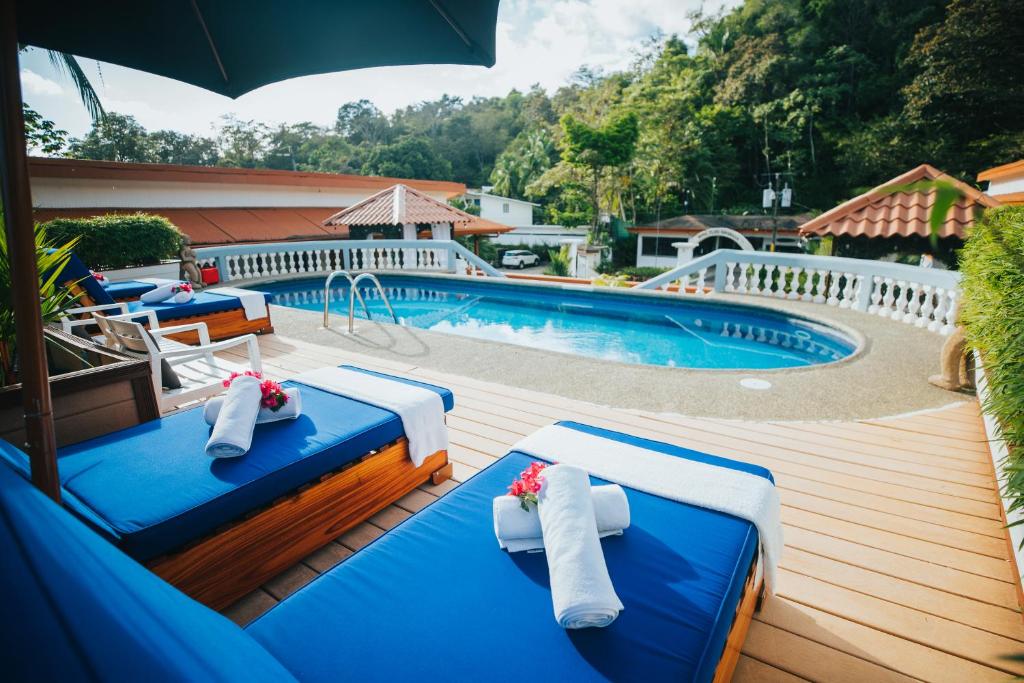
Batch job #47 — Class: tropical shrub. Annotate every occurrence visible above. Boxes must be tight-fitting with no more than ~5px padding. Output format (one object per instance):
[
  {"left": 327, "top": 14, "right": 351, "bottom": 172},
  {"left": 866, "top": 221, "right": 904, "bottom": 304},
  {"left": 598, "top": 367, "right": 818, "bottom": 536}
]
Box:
[
  {"left": 42, "top": 213, "right": 184, "bottom": 270},
  {"left": 960, "top": 205, "right": 1024, "bottom": 532},
  {"left": 0, "top": 215, "right": 81, "bottom": 385},
  {"left": 545, "top": 246, "right": 571, "bottom": 277}
]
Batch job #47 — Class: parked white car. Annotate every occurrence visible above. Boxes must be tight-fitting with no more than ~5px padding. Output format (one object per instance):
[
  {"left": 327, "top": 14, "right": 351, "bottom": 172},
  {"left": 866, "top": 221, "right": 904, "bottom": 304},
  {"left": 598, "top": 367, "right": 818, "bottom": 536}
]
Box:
[{"left": 501, "top": 249, "right": 540, "bottom": 269}]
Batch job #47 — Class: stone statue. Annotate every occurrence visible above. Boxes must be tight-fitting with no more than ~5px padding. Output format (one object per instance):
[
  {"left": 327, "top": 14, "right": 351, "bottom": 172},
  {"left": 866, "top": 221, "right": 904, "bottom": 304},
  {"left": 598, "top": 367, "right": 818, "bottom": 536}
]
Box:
[
  {"left": 928, "top": 325, "right": 975, "bottom": 392},
  {"left": 179, "top": 236, "right": 204, "bottom": 289}
]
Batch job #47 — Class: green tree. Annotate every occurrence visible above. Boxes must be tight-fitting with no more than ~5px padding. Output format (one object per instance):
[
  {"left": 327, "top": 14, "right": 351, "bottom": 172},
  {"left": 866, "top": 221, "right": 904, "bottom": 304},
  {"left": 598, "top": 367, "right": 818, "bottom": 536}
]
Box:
[
  {"left": 215, "top": 116, "right": 269, "bottom": 168},
  {"left": 335, "top": 100, "right": 392, "bottom": 146},
  {"left": 69, "top": 112, "right": 154, "bottom": 162},
  {"left": 149, "top": 130, "right": 219, "bottom": 166},
  {"left": 489, "top": 127, "right": 554, "bottom": 199},
  {"left": 559, "top": 112, "right": 639, "bottom": 231},
  {"left": 23, "top": 104, "right": 68, "bottom": 156},
  {"left": 361, "top": 136, "right": 453, "bottom": 180}
]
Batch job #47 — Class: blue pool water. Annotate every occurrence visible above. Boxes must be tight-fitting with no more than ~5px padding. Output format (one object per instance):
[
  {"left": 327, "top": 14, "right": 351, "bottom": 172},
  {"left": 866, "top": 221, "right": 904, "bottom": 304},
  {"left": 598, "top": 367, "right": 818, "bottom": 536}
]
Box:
[{"left": 262, "top": 275, "right": 856, "bottom": 370}]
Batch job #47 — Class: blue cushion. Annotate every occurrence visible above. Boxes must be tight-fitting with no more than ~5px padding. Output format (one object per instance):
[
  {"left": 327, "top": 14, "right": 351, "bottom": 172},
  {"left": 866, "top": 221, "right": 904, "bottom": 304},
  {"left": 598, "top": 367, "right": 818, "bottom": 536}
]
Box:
[
  {"left": 247, "top": 421, "right": 770, "bottom": 683},
  {"left": 0, "top": 445, "right": 297, "bottom": 682},
  {"left": 57, "top": 252, "right": 117, "bottom": 305},
  {"left": 106, "top": 279, "right": 159, "bottom": 299},
  {"left": 125, "top": 290, "right": 273, "bottom": 322},
  {"left": 0, "top": 368, "right": 454, "bottom": 561}
]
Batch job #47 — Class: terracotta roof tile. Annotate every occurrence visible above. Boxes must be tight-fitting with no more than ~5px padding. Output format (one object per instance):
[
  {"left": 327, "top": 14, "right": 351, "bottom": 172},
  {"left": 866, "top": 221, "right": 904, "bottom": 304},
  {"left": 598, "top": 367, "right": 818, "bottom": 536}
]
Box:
[
  {"left": 800, "top": 164, "right": 1000, "bottom": 239},
  {"left": 323, "top": 184, "right": 512, "bottom": 235}
]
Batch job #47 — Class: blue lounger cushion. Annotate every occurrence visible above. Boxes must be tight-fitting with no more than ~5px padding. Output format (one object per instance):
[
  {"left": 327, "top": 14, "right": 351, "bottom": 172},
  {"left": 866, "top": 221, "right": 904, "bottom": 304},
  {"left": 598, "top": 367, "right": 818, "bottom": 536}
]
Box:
[
  {"left": 0, "top": 450, "right": 297, "bottom": 682},
  {"left": 0, "top": 366, "right": 453, "bottom": 562},
  {"left": 105, "top": 278, "right": 160, "bottom": 300},
  {"left": 58, "top": 253, "right": 271, "bottom": 321},
  {"left": 247, "top": 421, "right": 772, "bottom": 683}
]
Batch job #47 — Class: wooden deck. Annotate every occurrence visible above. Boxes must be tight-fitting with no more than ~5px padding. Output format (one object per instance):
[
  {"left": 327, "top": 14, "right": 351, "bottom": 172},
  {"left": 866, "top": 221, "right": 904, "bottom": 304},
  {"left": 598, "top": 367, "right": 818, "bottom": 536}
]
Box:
[{"left": 219, "top": 334, "right": 1022, "bottom": 682}]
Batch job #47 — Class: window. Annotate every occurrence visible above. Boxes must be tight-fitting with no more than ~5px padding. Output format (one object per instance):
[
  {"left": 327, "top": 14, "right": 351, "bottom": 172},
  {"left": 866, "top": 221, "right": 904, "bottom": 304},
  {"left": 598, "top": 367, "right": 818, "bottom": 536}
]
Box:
[
  {"left": 502, "top": 202, "right": 510, "bottom": 213},
  {"left": 640, "top": 235, "right": 681, "bottom": 256}
]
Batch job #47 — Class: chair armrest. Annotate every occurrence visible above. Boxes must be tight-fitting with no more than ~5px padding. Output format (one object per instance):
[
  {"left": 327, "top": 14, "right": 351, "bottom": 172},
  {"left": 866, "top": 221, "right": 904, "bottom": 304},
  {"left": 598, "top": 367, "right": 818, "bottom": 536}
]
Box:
[
  {"left": 105, "top": 310, "right": 160, "bottom": 329},
  {"left": 150, "top": 321, "right": 211, "bottom": 346},
  {"left": 158, "top": 334, "right": 260, "bottom": 361},
  {"left": 63, "top": 302, "right": 128, "bottom": 318}
]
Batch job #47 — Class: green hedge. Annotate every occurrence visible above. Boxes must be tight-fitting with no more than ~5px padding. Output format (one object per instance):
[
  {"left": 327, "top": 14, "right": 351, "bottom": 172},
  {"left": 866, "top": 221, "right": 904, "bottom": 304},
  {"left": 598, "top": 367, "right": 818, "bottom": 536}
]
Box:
[
  {"left": 42, "top": 213, "right": 184, "bottom": 270},
  {"left": 595, "top": 265, "right": 669, "bottom": 281},
  {"left": 960, "top": 206, "right": 1024, "bottom": 524}
]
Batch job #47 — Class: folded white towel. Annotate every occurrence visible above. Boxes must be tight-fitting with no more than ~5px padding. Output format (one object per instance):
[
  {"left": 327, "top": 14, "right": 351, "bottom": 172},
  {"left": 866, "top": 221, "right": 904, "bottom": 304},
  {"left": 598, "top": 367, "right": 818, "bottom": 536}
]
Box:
[
  {"left": 494, "top": 484, "right": 630, "bottom": 552},
  {"left": 204, "top": 375, "right": 262, "bottom": 458},
  {"left": 140, "top": 282, "right": 183, "bottom": 304},
  {"left": 203, "top": 387, "right": 302, "bottom": 426},
  {"left": 539, "top": 465, "right": 623, "bottom": 629},
  {"left": 513, "top": 424, "right": 784, "bottom": 592},
  {"left": 291, "top": 367, "right": 446, "bottom": 466},
  {"left": 210, "top": 287, "right": 268, "bottom": 321}
]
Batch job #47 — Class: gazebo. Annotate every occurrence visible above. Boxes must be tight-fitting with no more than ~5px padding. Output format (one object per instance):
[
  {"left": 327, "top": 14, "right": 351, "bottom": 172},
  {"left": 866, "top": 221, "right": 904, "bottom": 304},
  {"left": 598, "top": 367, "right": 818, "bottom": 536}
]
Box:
[{"left": 322, "top": 183, "right": 511, "bottom": 251}]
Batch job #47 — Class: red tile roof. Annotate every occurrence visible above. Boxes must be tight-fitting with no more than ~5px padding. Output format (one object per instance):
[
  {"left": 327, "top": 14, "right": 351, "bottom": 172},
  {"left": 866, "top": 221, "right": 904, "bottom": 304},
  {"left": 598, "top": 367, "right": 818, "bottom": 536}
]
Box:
[
  {"left": 29, "top": 157, "right": 466, "bottom": 196},
  {"left": 33, "top": 207, "right": 346, "bottom": 245},
  {"left": 323, "top": 184, "right": 512, "bottom": 235},
  {"left": 800, "top": 164, "right": 1000, "bottom": 239}
]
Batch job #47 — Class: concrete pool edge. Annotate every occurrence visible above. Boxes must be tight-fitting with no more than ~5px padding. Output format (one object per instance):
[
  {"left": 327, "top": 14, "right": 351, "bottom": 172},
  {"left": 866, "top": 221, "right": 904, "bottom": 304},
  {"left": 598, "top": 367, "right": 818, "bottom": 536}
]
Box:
[{"left": 259, "top": 290, "right": 957, "bottom": 421}]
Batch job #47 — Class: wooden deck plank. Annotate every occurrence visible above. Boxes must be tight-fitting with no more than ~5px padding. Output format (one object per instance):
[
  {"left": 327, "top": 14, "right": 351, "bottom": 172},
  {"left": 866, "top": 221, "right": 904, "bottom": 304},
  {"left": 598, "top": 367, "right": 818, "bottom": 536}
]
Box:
[{"left": 214, "top": 334, "right": 1024, "bottom": 682}]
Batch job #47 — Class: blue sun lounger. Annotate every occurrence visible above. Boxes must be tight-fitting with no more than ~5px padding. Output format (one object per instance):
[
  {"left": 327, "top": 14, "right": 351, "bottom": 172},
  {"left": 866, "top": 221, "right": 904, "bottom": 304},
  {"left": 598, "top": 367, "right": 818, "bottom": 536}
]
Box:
[
  {"left": 0, "top": 366, "right": 454, "bottom": 610},
  {"left": 1, "top": 420, "right": 767, "bottom": 683},
  {"left": 58, "top": 253, "right": 274, "bottom": 340}
]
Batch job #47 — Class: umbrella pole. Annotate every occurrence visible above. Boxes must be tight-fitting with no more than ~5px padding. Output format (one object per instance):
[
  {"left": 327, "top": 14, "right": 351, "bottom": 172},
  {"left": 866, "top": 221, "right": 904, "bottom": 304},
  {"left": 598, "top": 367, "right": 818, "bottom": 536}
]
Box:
[{"left": 0, "top": 3, "right": 60, "bottom": 501}]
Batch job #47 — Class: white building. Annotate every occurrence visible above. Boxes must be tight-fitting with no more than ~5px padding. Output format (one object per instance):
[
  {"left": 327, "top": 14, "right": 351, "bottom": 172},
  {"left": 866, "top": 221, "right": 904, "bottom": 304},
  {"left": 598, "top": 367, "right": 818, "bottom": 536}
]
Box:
[{"left": 464, "top": 188, "right": 537, "bottom": 227}]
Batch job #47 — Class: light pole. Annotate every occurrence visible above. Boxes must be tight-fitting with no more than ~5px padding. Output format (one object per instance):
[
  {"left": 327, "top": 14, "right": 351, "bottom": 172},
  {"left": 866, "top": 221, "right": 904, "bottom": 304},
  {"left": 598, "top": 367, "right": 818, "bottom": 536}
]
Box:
[{"left": 761, "top": 172, "right": 792, "bottom": 251}]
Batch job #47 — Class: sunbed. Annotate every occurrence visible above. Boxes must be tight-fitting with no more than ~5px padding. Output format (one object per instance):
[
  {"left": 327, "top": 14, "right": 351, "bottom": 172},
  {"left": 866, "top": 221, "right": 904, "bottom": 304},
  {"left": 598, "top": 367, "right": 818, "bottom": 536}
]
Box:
[
  {"left": 0, "top": 365, "right": 454, "bottom": 610},
  {"left": 59, "top": 254, "right": 273, "bottom": 341},
  {"left": 1, "top": 420, "right": 767, "bottom": 683},
  {"left": 104, "top": 278, "right": 163, "bottom": 300}
]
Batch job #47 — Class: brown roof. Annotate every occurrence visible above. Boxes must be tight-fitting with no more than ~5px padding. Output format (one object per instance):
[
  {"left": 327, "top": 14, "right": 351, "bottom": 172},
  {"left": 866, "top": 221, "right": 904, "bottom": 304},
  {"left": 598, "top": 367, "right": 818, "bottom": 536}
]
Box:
[
  {"left": 630, "top": 214, "right": 812, "bottom": 235},
  {"left": 29, "top": 157, "right": 466, "bottom": 197},
  {"left": 799, "top": 164, "right": 1000, "bottom": 239},
  {"left": 978, "top": 159, "right": 1024, "bottom": 183},
  {"left": 323, "top": 184, "right": 512, "bottom": 235},
  {"left": 33, "top": 207, "right": 347, "bottom": 246}
]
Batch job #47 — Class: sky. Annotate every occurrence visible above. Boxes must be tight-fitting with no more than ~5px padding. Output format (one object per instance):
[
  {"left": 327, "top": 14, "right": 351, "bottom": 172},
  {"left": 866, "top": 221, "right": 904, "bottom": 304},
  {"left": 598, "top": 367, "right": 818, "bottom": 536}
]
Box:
[{"left": 20, "top": 0, "right": 733, "bottom": 140}]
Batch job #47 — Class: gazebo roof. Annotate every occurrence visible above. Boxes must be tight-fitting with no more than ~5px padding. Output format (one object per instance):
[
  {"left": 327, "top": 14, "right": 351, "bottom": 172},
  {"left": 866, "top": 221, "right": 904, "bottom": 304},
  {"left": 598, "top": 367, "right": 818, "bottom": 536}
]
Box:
[
  {"left": 800, "top": 164, "right": 1000, "bottom": 240},
  {"left": 322, "top": 183, "right": 511, "bottom": 235}
]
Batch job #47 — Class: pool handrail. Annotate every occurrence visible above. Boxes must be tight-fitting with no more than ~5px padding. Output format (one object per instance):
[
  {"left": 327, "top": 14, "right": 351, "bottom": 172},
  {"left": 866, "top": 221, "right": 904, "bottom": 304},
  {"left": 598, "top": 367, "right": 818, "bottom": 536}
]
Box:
[
  {"left": 348, "top": 273, "right": 399, "bottom": 334},
  {"left": 323, "top": 270, "right": 370, "bottom": 329}
]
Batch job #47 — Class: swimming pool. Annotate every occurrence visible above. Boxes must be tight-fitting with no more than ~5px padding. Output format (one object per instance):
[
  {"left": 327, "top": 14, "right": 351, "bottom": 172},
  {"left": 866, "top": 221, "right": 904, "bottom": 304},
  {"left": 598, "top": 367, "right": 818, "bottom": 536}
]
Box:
[{"left": 262, "top": 275, "right": 857, "bottom": 370}]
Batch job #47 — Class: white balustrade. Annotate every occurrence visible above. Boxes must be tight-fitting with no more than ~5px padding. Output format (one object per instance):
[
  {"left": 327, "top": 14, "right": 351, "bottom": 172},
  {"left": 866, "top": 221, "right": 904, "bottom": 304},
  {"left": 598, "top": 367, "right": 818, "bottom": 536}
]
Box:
[{"left": 636, "top": 249, "right": 961, "bottom": 335}]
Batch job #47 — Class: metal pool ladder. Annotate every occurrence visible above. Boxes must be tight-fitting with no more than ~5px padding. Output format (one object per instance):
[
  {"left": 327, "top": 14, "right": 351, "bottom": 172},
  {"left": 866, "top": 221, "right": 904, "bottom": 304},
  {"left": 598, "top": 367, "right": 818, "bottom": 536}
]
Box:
[{"left": 323, "top": 270, "right": 398, "bottom": 333}]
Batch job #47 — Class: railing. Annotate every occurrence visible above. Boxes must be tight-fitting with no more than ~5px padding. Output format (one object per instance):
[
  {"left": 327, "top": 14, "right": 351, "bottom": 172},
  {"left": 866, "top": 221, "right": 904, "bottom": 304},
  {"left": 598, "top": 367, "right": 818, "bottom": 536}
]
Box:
[
  {"left": 193, "top": 239, "right": 504, "bottom": 283},
  {"left": 637, "top": 250, "right": 962, "bottom": 334}
]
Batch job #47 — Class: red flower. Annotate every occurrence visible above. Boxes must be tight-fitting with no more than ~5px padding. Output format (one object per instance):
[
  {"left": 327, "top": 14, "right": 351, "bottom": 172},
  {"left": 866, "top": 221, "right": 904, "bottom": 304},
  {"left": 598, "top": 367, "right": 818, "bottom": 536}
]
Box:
[
  {"left": 507, "top": 461, "right": 548, "bottom": 511},
  {"left": 91, "top": 271, "right": 106, "bottom": 282},
  {"left": 172, "top": 282, "right": 194, "bottom": 294},
  {"left": 222, "top": 370, "right": 263, "bottom": 388}
]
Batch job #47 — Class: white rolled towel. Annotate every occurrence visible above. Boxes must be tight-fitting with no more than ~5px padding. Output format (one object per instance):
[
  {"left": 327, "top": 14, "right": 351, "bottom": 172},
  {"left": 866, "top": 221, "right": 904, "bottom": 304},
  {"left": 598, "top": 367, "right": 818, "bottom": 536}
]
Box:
[
  {"left": 204, "top": 375, "right": 261, "bottom": 458},
  {"left": 494, "top": 484, "right": 630, "bottom": 552},
  {"left": 203, "top": 387, "right": 302, "bottom": 425},
  {"left": 140, "top": 282, "right": 183, "bottom": 304},
  {"left": 538, "top": 465, "right": 623, "bottom": 629}
]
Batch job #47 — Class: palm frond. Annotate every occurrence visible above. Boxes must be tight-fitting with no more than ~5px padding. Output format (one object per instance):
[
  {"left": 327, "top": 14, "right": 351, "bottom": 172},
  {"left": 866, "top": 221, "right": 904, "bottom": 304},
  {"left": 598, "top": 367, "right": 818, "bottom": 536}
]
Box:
[{"left": 46, "top": 51, "right": 104, "bottom": 122}]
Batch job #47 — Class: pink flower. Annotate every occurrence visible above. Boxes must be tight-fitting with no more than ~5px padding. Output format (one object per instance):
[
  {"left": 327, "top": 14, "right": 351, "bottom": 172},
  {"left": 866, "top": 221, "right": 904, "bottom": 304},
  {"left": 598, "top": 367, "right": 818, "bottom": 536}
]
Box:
[
  {"left": 91, "top": 271, "right": 106, "bottom": 281},
  {"left": 172, "top": 282, "right": 193, "bottom": 294},
  {"left": 508, "top": 480, "right": 525, "bottom": 497}
]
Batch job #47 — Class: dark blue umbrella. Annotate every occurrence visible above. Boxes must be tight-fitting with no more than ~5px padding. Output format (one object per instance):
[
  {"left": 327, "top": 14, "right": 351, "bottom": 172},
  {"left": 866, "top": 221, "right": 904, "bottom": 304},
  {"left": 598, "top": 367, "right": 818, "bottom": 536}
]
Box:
[
  {"left": 17, "top": 1, "right": 500, "bottom": 98},
  {"left": 1, "top": 0, "right": 501, "bottom": 499}
]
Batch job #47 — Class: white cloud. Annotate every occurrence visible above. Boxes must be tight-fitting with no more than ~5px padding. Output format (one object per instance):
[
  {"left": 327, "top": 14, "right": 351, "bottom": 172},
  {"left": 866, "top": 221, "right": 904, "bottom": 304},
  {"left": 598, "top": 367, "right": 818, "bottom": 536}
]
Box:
[
  {"left": 20, "top": 68, "right": 63, "bottom": 97},
  {"left": 21, "top": 1, "right": 737, "bottom": 137}
]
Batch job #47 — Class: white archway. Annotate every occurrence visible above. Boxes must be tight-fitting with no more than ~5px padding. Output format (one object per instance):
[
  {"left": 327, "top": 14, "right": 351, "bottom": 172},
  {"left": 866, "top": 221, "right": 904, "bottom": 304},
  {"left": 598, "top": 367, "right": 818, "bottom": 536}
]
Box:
[{"left": 690, "top": 227, "right": 755, "bottom": 252}]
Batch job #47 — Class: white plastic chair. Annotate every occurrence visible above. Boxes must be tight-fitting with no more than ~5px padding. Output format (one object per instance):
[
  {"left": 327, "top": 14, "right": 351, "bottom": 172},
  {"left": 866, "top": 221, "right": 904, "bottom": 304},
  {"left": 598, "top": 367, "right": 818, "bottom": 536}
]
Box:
[{"left": 93, "top": 313, "right": 263, "bottom": 413}]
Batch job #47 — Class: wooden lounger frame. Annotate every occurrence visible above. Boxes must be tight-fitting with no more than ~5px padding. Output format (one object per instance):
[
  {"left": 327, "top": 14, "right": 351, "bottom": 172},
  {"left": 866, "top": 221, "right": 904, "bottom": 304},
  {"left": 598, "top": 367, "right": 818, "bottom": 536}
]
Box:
[
  {"left": 148, "top": 438, "right": 450, "bottom": 610},
  {"left": 712, "top": 552, "right": 764, "bottom": 682},
  {"left": 66, "top": 281, "right": 274, "bottom": 343}
]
